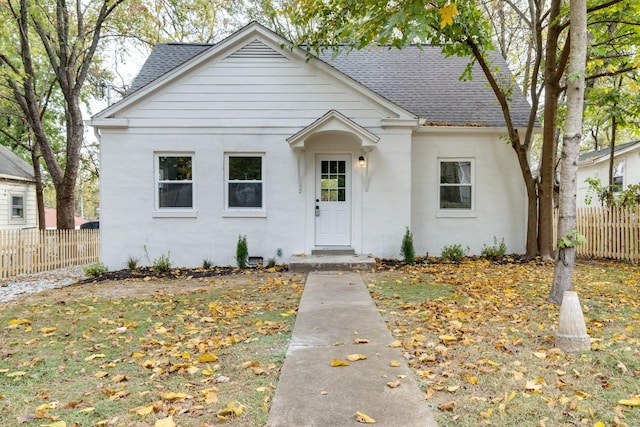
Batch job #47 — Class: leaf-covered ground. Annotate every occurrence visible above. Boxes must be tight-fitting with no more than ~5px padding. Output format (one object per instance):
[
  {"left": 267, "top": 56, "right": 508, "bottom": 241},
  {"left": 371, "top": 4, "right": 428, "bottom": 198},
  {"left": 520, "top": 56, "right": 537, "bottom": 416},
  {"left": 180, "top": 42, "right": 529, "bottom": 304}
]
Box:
[
  {"left": 1, "top": 259, "right": 638, "bottom": 427},
  {"left": 365, "top": 258, "right": 640, "bottom": 427},
  {"left": 0, "top": 272, "right": 304, "bottom": 427}
]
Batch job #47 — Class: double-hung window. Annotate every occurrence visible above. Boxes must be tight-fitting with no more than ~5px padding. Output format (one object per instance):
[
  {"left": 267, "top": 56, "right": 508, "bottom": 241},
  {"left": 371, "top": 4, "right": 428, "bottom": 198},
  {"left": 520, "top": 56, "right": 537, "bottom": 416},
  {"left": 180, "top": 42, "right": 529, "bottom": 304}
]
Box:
[
  {"left": 613, "top": 161, "right": 624, "bottom": 192},
  {"left": 156, "top": 154, "right": 194, "bottom": 209},
  {"left": 439, "top": 159, "right": 474, "bottom": 211},
  {"left": 10, "top": 194, "right": 24, "bottom": 220},
  {"left": 226, "top": 154, "right": 264, "bottom": 211}
]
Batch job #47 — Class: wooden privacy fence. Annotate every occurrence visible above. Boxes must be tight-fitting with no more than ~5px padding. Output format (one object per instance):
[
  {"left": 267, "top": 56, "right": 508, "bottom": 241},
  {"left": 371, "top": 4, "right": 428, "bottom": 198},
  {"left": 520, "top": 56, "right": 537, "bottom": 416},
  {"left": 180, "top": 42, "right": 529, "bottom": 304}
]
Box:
[
  {"left": 554, "top": 206, "right": 640, "bottom": 263},
  {"left": 0, "top": 229, "right": 100, "bottom": 278}
]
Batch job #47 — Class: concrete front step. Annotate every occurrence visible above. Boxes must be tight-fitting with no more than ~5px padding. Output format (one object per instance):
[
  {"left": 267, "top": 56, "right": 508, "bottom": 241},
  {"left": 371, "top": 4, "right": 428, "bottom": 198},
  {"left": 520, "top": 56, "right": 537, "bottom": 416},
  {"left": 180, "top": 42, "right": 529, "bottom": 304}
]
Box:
[
  {"left": 288, "top": 254, "right": 376, "bottom": 273},
  {"left": 311, "top": 247, "right": 356, "bottom": 256}
]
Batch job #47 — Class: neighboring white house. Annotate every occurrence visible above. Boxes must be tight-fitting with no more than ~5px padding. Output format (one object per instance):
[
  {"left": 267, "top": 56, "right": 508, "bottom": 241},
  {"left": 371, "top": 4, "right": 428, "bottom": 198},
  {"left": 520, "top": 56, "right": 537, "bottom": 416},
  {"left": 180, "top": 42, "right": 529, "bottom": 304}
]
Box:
[
  {"left": 577, "top": 141, "right": 640, "bottom": 207},
  {"left": 92, "top": 22, "right": 533, "bottom": 269},
  {"left": 0, "top": 144, "right": 37, "bottom": 230}
]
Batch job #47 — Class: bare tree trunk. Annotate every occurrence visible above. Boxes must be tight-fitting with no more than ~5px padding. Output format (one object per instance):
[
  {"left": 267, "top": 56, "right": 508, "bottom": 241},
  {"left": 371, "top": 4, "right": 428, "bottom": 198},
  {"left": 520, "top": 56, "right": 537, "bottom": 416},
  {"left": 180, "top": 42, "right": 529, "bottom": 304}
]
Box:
[
  {"left": 549, "top": 0, "right": 587, "bottom": 306},
  {"left": 607, "top": 115, "right": 617, "bottom": 205},
  {"left": 29, "top": 143, "right": 46, "bottom": 230}
]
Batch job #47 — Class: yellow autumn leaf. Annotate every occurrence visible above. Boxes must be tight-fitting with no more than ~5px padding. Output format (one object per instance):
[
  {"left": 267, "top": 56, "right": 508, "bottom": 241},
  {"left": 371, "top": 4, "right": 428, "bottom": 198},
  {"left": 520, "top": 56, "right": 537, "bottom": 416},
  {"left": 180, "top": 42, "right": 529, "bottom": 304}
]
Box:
[
  {"left": 40, "top": 422, "right": 66, "bottom": 427},
  {"left": 84, "top": 354, "right": 106, "bottom": 361},
  {"left": 78, "top": 407, "right": 95, "bottom": 413},
  {"left": 387, "top": 380, "right": 401, "bottom": 388},
  {"left": 533, "top": 351, "right": 547, "bottom": 359},
  {"left": 155, "top": 416, "right": 176, "bottom": 427},
  {"left": 389, "top": 360, "right": 401, "bottom": 367},
  {"left": 388, "top": 340, "right": 402, "bottom": 348},
  {"left": 216, "top": 401, "right": 245, "bottom": 420},
  {"left": 347, "top": 354, "right": 367, "bottom": 361},
  {"left": 594, "top": 422, "right": 606, "bottom": 427},
  {"left": 6, "top": 371, "right": 27, "bottom": 377},
  {"left": 618, "top": 397, "right": 640, "bottom": 406},
  {"left": 438, "top": 3, "right": 458, "bottom": 29},
  {"left": 161, "top": 392, "right": 187, "bottom": 401},
  {"left": 7, "top": 318, "right": 31, "bottom": 326},
  {"left": 130, "top": 404, "right": 154, "bottom": 416},
  {"left": 94, "top": 371, "right": 109, "bottom": 378},
  {"left": 355, "top": 411, "right": 376, "bottom": 423},
  {"left": 447, "top": 385, "right": 460, "bottom": 392},
  {"left": 197, "top": 353, "right": 218, "bottom": 363},
  {"left": 480, "top": 407, "right": 493, "bottom": 418},
  {"left": 36, "top": 403, "right": 58, "bottom": 411},
  {"left": 439, "top": 335, "right": 457, "bottom": 342},
  {"left": 40, "top": 327, "right": 57, "bottom": 334},
  {"left": 353, "top": 338, "right": 369, "bottom": 344},
  {"left": 330, "top": 359, "right": 350, "bottom": 367}
]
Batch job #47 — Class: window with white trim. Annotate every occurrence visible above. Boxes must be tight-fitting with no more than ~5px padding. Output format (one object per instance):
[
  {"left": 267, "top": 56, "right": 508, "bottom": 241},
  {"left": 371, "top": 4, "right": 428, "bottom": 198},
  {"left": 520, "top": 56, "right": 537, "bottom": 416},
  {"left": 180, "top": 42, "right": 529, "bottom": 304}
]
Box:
[
  {"left": 439, "top": 159, "right": 474, "bottom": 210},
  {"left": 613, "top": 160, "right": 624, "bottom": 192},
  {"left": 156, "top": 154, "right": 193, "bottom": 209},
  {"left": 10, "top": 194, "right": 24, "bottom": 220},
  {"left": 226, "top": 154, "right": 264, "bottom": 209}
]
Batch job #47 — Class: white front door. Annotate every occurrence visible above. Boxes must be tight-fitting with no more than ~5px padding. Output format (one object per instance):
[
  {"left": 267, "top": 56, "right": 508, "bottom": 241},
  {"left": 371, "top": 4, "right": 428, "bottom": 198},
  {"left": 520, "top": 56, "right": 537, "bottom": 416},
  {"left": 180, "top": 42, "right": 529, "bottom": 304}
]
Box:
[{"left": 315, "top": 155, "right": 352, "bottom": 246}]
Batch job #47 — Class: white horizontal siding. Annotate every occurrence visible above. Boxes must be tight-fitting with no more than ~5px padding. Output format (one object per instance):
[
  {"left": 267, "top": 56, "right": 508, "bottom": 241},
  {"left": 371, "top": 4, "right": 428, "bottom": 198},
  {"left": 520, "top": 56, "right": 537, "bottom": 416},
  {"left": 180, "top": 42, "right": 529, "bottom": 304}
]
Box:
[
  {"left": 120, "top": 41, "right": 390, "bottom": 127},
  {"left": 0, "top": 181, "right": 37, "bottom": 230}
]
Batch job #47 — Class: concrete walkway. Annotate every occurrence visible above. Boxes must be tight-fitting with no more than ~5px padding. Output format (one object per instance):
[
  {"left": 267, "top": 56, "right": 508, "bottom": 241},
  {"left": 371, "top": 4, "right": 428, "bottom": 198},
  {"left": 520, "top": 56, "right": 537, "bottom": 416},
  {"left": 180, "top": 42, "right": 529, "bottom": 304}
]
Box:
[{"left": 267, "top": 272, "right": 437, "bottom": 426}]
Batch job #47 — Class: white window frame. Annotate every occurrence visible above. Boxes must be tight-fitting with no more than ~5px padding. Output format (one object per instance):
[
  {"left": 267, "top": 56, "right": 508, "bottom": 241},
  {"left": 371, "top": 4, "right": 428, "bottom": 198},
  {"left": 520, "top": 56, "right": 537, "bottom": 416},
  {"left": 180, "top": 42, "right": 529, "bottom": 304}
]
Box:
[
  {"left": 9, "top": 192, "right": 25, "bottom": 222},
  {"left": 436, "top": 158, "right": 476, "bottom": 218},
  {"left": 223, "top": 153, "right": 266, "bottom": 218},
  {"left": 153, "top": 152, "right": 196, "bottom": 218},
  {"left": 613, "top": 160, "right": 624, "bottom": 193}
]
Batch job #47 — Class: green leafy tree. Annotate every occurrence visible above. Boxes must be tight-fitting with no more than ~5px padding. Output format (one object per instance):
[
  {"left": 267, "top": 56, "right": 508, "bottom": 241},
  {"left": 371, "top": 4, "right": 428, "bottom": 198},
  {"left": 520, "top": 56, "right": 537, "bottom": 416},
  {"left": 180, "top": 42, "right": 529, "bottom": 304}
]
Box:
[{"left": 0, "top": 0, "right": 124, "bottom": 229}]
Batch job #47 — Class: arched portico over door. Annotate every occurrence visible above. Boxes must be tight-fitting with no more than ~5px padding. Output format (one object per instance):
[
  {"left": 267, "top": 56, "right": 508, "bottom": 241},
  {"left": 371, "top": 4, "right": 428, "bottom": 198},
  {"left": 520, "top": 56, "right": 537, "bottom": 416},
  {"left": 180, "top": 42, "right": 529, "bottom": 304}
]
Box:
[{"left": 287, "top": 111, "right": 379, "bottom": 252}]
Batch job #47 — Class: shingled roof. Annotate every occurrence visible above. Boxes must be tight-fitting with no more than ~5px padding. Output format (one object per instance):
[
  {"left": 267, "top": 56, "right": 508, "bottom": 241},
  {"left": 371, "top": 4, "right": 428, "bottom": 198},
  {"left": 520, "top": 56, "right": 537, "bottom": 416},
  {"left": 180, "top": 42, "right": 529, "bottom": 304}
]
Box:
[
  {"left": 0, "top": 144, "right": 34, "bottom": 181},
  {"left": 127, "top": 37, "right": 532, "bottom": 128},
  {"left": 579, "top": 140, "right": 640, "bottom": 163}
]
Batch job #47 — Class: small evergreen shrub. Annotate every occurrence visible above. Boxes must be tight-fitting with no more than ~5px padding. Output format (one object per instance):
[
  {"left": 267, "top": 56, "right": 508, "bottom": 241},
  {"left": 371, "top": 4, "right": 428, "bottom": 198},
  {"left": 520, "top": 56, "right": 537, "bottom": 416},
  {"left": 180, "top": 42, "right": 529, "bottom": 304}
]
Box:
[
  {"left": 84, "top": 262, "right": 108, "bottom": 278},
  {"left": 152, "top": 252, "right": 172, "bottom": 273},
  {"left": 441, "top": 244, "right": 467, "bottom": 262},
  {"left": 480, "top": 237, "right": 507, "bottom": 259},
  {"left": 236, "top": 235, "right": 249, "bottom": 269},
  {"left": 266, "top": 257, "right": 277, "bottom": 268},
  {"left": 126, "top": 256, "right": 139, "bottom": 270},
  {"left": 400, "top": 227, "right": 415, "bottom": 265},
  {"left": 202, "top": 258, "right": 213, "bottom": 269}
]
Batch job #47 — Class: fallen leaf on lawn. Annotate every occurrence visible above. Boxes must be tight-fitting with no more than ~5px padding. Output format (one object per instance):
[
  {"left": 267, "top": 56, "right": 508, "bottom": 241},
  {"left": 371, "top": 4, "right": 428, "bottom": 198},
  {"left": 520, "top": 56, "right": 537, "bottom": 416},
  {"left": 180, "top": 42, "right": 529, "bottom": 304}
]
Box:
[
  {"left": 84, "top": 354, "right": 106, "bottom": 361},
  {"left": 77, "top": 407, "right": 95, "bottom": 413},
  {"left": 511, "top": 371, "right": 524, "bottom": 380},
  {"left": 389, "top": 360, "right": 401, "bottom": 367},
  {"left": 40, "top": 422, "right": 66, "bottom": 427},
  {"left": 618, "top": 397, "right": 640, "bottom": 406},
  {"left": 347, "top": 354, "right": 367, "bottom": 361},
  {"left": 36, "top": 403, "right": 57, "bottom": 411},
  {"left": 161, "top": 392, "right": 187, "bottom": 401},
  {"left": 387, "top": 380, "right": 401, "bottom": 388},
  {"left": 438, "top": 401, "right": 455, "bottom": 411},
  {"left": 217, "top": 401, "right": 245, "bottom": 420},
  {"left": 480, "top": 407, "right": 493, "bottom": 418},
  {"left": 439, "top": 335, "right": 457, "bottom": 343},
  {"left": 355, "top": 411, "right": 376, "bottom": 423},
  {"left": 6, "top": 371, "right": 27, "bottom": 378},
  {"left": 130, "top": 404, "right": 154, "bottom": 416},
  {"left": 7, "top": 318, "right": 31, "bottom": 326},
  {"left": 447, "top": 385, "right": 460, "bottom": 392},
  {"left": 331, "top": 359, "right": 350, "bottom": 367},
  {"left": 94, "top": 371, "right": 109, "bottom": 378},
  {"left": 533, "top": 351, "right": 547, "bottom": 359},
  {"left": 110, "top": 374, "right": 128, "bottom": 384},
  {"left": 40, "top": 327, "right": 57, "bottom": 334},
  {"left": 197, "top": 353, "right": 218, "bottom": 363},
  {"left": 594, "top": 422, "right": 605, "bottom": 427},
  {"left": 155, "top": 416, "right": 176, "bottom": 427}
]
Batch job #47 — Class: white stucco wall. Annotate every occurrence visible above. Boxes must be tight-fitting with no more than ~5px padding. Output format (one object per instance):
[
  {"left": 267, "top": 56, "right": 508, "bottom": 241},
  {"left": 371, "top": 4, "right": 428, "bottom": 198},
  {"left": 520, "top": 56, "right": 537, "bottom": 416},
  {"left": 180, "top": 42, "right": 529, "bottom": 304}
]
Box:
[
  {"left": 411, "top": 129, "right": 526, "bottom": 256},
  {"left": 97, "top": 38, "right": 414, "bottom": 269}
]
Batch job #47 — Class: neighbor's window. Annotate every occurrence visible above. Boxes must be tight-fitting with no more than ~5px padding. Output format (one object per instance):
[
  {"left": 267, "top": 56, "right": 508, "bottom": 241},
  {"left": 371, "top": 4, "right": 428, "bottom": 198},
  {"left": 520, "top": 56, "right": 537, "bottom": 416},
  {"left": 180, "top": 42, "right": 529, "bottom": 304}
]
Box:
[
  {"left": 226, "top": 155, "right": 263, "bottom": 209},
  {"left": 439, "top": 160, "right": 473, "bottom": 210},
  {"left": 11, "top": 194, "right": 24, "bottom": 219},
  {"left": 613, "top": 161, "right": 624, "bottom": 192},
  {"left": 157, "top": 155, "right": 193, "bottom": 208}
]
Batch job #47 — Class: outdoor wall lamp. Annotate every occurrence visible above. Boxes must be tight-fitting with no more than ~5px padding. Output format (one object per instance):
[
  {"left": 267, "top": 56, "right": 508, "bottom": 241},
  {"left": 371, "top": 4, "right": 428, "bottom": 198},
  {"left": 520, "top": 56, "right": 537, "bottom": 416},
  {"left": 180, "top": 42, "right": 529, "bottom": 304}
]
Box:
[{"left": 358, "top": 155, "right": 366, "bottom": 167}]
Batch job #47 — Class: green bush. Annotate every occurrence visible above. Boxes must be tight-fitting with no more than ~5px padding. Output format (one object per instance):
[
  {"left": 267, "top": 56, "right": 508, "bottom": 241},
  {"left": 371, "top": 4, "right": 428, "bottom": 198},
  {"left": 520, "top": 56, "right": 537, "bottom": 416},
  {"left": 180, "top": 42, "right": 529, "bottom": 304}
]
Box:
[
  {"left": 152, "top": 252, "right": 172, "bottom": 273},
  {"left": 84, "top": 262, "right": 108, "bottom": 278},
  {"left": 202, "top": 258, "right": 213, "bottom": 269},
  {"left": 400, "top": 227, "right": 415, "bottom": 265},
  {"left": 266, "top": 257, "right": 277, "bottom": 268},
  {"left": 236, "top": 235, "right": 249, "bottom": 269},
  {"left": 480, "top": 237, "right": 507, "bottom": 259},
  {"left": 441, "top": 244, "right": 467, "bottom": 262}
]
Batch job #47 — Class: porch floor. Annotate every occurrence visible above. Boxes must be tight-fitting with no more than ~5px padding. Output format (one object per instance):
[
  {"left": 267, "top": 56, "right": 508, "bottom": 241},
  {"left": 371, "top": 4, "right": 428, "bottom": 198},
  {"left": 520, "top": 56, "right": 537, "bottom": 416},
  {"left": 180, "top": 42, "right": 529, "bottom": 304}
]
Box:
[{"left": 288, "top": 254, "right": 376, "bottom": 273}]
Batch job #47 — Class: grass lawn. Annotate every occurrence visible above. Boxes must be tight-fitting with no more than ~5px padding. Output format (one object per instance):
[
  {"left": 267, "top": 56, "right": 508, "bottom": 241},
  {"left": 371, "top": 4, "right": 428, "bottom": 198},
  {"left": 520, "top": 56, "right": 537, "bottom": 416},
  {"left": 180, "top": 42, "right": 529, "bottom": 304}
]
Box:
[
  {"left": 365, "top": 258, "right": 640, "bottom": 427},
  {"left": 1, "top": 259, "right": 638, "bottom": 426}
]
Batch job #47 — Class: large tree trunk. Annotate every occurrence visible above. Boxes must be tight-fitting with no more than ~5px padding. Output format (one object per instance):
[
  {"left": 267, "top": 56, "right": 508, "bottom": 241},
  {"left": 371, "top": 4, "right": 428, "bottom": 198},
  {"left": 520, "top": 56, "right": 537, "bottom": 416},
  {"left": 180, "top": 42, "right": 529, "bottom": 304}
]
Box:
[
  {"left": 549, "top": 0, "right": 587, "bottom": 305},
  {"left": 29, "top": 145, "right": 46, "bottom": 230},
  {"left": 538, "top": 0, "right": 564, "bottom": 259}
]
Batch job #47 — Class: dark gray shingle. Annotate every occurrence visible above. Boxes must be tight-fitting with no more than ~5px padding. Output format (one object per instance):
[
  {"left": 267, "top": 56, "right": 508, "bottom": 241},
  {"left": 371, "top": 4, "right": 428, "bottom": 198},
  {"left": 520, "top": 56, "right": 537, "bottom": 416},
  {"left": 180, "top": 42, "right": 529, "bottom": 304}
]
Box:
[
  {"left": 126, "top": 41, "right": 532, "bottom": 127},
  {"left": 0, "top": 145, "right": 34, "bottom": 180}
]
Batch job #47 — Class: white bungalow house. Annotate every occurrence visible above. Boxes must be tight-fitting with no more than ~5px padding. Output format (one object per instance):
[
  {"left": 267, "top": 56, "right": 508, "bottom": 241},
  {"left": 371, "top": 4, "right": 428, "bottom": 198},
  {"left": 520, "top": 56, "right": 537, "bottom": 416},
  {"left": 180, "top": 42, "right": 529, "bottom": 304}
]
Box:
[
  {"left": 577, "top": 141, "right": 640, "bottom": 207},
  {"left": 0, "top": 144, "right": 37, "bottom": 230},
  {"left": 92, "top": 22, "right": 532, "bottom": 269}
]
